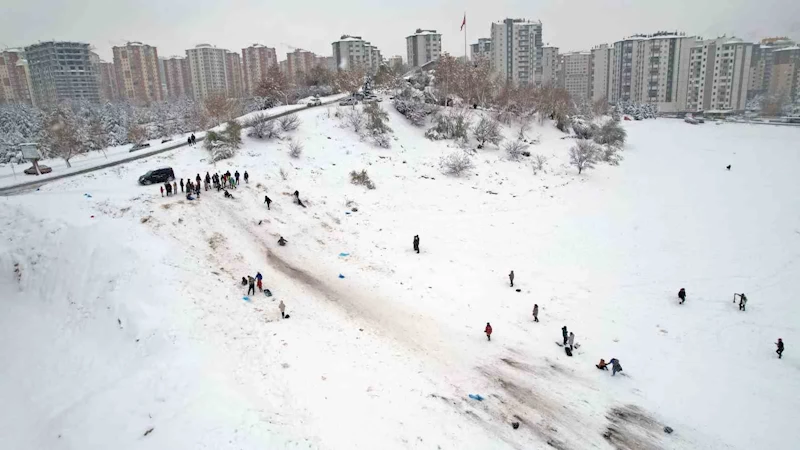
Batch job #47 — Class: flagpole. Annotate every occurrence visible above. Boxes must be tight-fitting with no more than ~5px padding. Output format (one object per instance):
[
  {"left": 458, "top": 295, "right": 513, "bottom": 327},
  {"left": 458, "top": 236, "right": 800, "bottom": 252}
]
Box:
[{"left": 464, "top": 12, "right": 467, "bottom": 61}]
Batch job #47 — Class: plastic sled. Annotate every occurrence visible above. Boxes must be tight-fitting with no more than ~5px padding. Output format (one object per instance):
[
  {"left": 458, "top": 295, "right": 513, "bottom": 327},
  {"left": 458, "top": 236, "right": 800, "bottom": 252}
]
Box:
[
  {"left": 468, "top": 394, "right": 484, "bottom": 401},
  {"left": 263, "top": 289, "right": 272, "bottom": 297}
]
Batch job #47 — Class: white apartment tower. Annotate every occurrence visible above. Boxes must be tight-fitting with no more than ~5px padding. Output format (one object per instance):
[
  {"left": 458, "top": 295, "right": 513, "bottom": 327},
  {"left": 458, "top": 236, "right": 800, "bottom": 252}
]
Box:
[
  {"left": 332, "top": 35, "right": 381, "bottom": 74},
  {"left": 406, "top": 29, "right": 442, "bottom": 68},
  {"left": 471, "top": 38, "right": 492, "bottom": 60},
  {"left": 490, "top": 18, "right": 543, "bottom": 85},
  {"left": 612, "top": 32, "right": 695, "bottom": 112},
  {"left": 562, "top": 52, "right": 592, "bottom": 101},
  {"left": 541, "top": 46, "right": 559, "bottom": 86},
  {"left": 686, "top": 37, "right": 752, "bottom": 112},
  {"left": 186, "top": 44, "right": 229, "bottom": 99},
  {"left": 591, "top": 44, "right": 614, "bottom": 103}
]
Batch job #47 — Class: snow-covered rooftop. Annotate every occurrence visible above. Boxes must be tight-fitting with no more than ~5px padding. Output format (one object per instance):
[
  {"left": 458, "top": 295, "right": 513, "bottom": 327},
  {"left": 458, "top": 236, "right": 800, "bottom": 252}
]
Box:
[{"left": 408, "top": 29, "right": 439, "bottom": 38}]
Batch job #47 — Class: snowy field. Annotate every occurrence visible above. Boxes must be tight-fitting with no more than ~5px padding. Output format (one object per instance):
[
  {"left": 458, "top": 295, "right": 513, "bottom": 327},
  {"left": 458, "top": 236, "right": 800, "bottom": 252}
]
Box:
[{"left": 1, "top": 106, "right": 798, "bottom": 450}]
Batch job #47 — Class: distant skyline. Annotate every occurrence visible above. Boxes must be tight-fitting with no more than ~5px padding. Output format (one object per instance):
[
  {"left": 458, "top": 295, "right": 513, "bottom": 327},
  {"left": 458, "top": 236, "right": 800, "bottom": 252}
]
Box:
[{"left": 2, "top": 0, "right": 799, "bottom": 61}]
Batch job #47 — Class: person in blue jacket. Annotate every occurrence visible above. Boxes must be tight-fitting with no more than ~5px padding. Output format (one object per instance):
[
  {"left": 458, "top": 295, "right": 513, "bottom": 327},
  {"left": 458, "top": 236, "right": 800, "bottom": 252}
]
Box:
[{"left": 609, "top": 358, "right": 622, "bottom": 376}]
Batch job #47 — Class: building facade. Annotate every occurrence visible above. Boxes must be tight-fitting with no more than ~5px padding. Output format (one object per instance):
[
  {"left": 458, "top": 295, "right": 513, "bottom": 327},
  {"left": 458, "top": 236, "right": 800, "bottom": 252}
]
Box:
[
  {"left": 97, "top": 61, "right": 119, "bottom": 101},
  {"left": 767, "top": 46, "right": 799, "bottom": 103},
  {"left": 332, "top": 35, "right": 381, "bottom": 73},
  {"left": 112, "top": 42, "right": 163, "bottom": 105},
  {"left": 541, "top": 46, "right": 560, "bottom": 86},
  {"left": 406, "top": 29, "right": 442, "bottom": 68},
  {"left": 225, "top": 51, "right": 243, "bottom": 98},
  {"left": 24, "top": 41, "right": 100, "bottom": 106},
  {"left": 471, "top": 38, "right": 492, "bottom": 60},
  {"left": 490, "top": 18, "right": 543, "bottom": 85},
  {"left": 611, "top": 33, "right": 695, "bottom": 112},
  {"left": 387, "top": 55, "right": 403, "bottom": 70},
  {"left": 591, "top": 44, "right": 614, "bottom": 103},
  {"left": 748, "top": 38, "right": 796, "bottom": 99},
  {"left": 0, "top": 49, "right": 35, "bottom": 105},
  {"left": 686, "top": 37, "right": 752, "bottom": 112},
  {"left": 161, "top": 56, "right": 193, "bottom": 99},
  {"left": 186, "top": 44, "right": 229, "bottom": 99},
  {"left": 286, "top": 50, "right": 316, "bottom": 80},
  {"left": 562, "top": 52, "right": 592, "bottom": 101},
  {"left": 241, "top": 44, "right": 278, "bottom": 95}
]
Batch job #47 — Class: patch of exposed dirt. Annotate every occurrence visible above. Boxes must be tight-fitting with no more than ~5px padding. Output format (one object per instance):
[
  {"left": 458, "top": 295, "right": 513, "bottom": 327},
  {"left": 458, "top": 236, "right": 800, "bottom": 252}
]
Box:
[
  {"left": 603, "top": 405, "right": 663, "bottom": 450},
  {"left": 208, "top": 232, "right": 226, "bottom": 251}
]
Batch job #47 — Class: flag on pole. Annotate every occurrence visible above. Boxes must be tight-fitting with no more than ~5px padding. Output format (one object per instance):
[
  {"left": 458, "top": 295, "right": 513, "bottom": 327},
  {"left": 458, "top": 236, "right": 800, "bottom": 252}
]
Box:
[{"left": 460, "top": 14, "right": 466, "bottom": 31}]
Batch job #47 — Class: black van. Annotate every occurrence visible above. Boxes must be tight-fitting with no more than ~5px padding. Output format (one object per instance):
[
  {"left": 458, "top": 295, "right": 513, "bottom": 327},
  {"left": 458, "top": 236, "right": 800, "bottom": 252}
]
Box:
[{"left": 138, "top": 167, "right": 175, "bottom": 185}]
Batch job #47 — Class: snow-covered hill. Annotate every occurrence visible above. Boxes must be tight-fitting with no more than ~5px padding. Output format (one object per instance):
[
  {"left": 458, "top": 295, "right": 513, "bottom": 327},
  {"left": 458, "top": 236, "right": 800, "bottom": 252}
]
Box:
[{"left": 1, "top": 105, "right": 798, "bottom": 450}]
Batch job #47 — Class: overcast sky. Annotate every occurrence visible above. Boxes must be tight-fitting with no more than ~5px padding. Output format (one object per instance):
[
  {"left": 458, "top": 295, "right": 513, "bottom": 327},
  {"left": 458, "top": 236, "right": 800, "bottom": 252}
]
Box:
[{"left": 2, "top": 0, "right": 799, "bottom": 61}]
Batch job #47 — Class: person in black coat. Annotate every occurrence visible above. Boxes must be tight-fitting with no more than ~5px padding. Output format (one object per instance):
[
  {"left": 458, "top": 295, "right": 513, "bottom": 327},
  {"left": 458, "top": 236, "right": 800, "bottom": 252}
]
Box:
[
  {"left": 264, "top": 195, "right": 272, "bottom": 210},
  {"left": 244, "top": 171, "right": 249, "bottom": 184},
  {"left": 413, "top": 235, "right": 420, "bottom": 253},
  {"left": 562, "top": 326, "right": 568, "bottom": 345},
  {"left": 776, "top": 338, "right": 784, "bottom": 359},
  {"left": 678, "top": 288, "right": 686, "bottom": 304}
]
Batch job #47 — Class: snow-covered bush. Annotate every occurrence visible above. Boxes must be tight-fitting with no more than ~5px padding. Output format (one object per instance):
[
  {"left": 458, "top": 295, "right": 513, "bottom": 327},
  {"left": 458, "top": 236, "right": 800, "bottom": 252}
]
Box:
[
  {"left": 439, "top": 150, "right": 474, "bottom": 177},
  {"left": 504, "top": 140, "right": 528, "bottom": 161},
  {"left": 204, "top": 122, "right": 241, "bottom": 162},
  {"left": 572, "top": 117, "right": 598, "bottom": 139},
  {"left": 532, "top": 154, "right": 547, "bottom": 174},
  {"left": 364, "top": 102, "right": 391, "bottom": 135},
  {"left": 594, "top": 119, "right": 627, "bottom": 148},
  {"left": 278, "top": 114, "right": 301, "bottom": 132},
  {"left": 425, "top": 109, "right": 471, "bottom": 141},
  {"left": 393, "top": 99, "right": 433, "bottom": 126},
  {"left": 569, "top": 139, "right": 598, "bottom": 174},
  {"left": 373, "top": 133, "right": 392, "bottom": 149},
  {"left": 492, "top": 108, "right": 516, "bottom": 125},
  {"left": 350, "top": 169, "right": 376, "bottom": 189},
  {"left": 222, "top": 120, "right": 242, "bottom": 149},
  {"left": 474, "top": 116, "right": 503, "bottom": 148},
  {"left": 288, "top": 138, "right": 303, "bottom": 158},
  {"left": 247, "top": 114, "right": 281, "bottom": 140},
  {"left": 345, "top": 108, "right": 365, "bottom": 133},
  {"left": 616, "top": 101, "right": 657, "bottom": 119},
  {"left": 598, "top": 145, "right": 623, "bottom": 166}
]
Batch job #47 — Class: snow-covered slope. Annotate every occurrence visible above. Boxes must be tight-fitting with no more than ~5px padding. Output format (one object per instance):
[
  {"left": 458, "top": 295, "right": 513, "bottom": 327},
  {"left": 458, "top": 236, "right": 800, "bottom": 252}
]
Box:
[{"left": 1, "top": 106, "right": 798, "bottom": 450}]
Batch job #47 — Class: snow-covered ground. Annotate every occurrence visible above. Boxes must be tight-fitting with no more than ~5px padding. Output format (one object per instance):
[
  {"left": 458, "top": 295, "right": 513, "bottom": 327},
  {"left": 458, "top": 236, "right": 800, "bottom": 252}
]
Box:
[{"left": 1, "top": 106, "right": 798, "bottom": 449}]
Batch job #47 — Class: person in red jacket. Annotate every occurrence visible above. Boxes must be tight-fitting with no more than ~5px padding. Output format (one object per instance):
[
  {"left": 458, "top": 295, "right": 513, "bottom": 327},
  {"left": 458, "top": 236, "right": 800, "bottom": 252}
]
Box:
[{"left": 485, "top": 322, "right": 493, "bottom": 341}]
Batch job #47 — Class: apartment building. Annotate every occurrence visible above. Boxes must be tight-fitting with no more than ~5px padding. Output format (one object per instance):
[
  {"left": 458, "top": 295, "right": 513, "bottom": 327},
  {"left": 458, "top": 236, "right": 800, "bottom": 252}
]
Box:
[
  {"left": 96, "top": 61, "right": 119, "bottom": 101},
  {"left": 241, "top": 44, "right": 277, "bottom": 95},
  {"left": 24, "top": 41, "right": 100, "bottom": 106},
  {"left": 470, "top": 38, "right": 492, "bottom": 61},
  {"left": 225, "top": 51, "right": 243, "bottom": 98},
  {"left": 161, "top": 56, "right": 193, "bottom": 99},
  {"left": 591, "top": 44, "right": 614, "bottom": 103},
  {"left": 541, "top": 46, "right": 560, "bottom": 86},
  {"left": 332, "top": 35, "right": 382, "bottom": 73},
  {"left": 315, "top": 55, "right": 336, "bottom": 72},
  {"left": 0, "top": 49, "right": 35, "bottom": 105},
  {"left": 406, "top": 29, "right": 442, "bottom": 68},
  {"left": 286, "top": 49, "right": 316, "bottom": 80},
  {"left": 767, "top": 46, "right": 800, "bottom": 102},
  {"left": 686, "top": 37, "right": 752, "bottom": 112},
  {"left": 387, "top": 55, "right": 404, "bottom": 70},
  {"left": 490, "top": 18, "right": 543, "bottom": 85},
  {"left": 611, "top": 32, "right": 695, "bottom": 112},
  {"left": 748, "top": 38, "right": 796, "bottom": 98},
  {"left": 186, "top": 44, "right": 229, "bottom": 99},
  {"left": 112, "top": 42, "right": 163, "bottom": 104},
  {"left": 562, "top": 52, "right": 592, "bottom": 101}
]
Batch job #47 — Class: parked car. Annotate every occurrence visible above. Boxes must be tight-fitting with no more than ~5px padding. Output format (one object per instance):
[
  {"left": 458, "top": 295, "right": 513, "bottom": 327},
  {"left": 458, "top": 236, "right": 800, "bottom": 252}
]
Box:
[
  {"left": 362, "top": 96, "right": 378, "bottom": 103},
  {"left": 24, "top": 164, "right": 52, "bottom": 175},
  {"left": 684, "top": 116, "right": 699, "bottom": 125},
  {"left": 161, "top": 138, "right": 172, "bottom": 143},
  {"left": 339, "top": 97, "right": 358, "bottom": 106},
  {"left": 138, "top": 167, "right": 175, "bottom": 185},
  {"left": 307, "top": 97, "right": 322, "bottom": 107},
  {"left": 129, "top": 142, "right": 151, "bottom": 152}
]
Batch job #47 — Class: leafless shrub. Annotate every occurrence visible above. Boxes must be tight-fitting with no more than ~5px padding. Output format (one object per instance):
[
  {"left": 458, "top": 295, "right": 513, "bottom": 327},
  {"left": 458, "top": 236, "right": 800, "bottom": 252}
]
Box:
[
  {"left": 288, "top": 138, "right": 303, "bottom": 158},
  {"left": 504, "top": 140, "right": 529, "bottom": 161},
  {"left": 425, "top": 108, "right": 471, "bottom": 141},
  {"left": 594, "top": 119, "right": 627, "bottom": 148},
  {"left": 598, "top": 145, "right": 623, "bottom": 166},
  {"left": 373, "top": 133, "right": 391, "bottom": 148},
  {"left": 247, "top": 114, "right": 282, "bottom": 140},
  {"left": 532, "top": 154, "right": 547, "bottom": 174},
  {"left": 474, "top": 116, "right": 503, "bottom": 147},
  {"left": 278, "top": 114, "right": 301, "bottom": 131},
  {"left": 569, "top": 139, "right": 598, "bottom": 174},
  {"left": 493, "top": 108, "right": 515, "bottom": 125},
  {"left": 345, "top": 107, "right": 365, "bottom": 132},
  {"left": 279, "top": 167, "right": 288, "bottom": 180},
  {"left": 439, "top": 150, "right": 474, "bottom": 177},
  {"left": 349, "top": 169, "right": 376, "bottom": 189}
]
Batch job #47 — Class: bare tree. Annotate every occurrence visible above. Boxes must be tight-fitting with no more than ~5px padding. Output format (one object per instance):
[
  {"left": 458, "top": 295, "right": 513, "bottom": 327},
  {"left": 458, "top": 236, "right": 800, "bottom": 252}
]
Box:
[
  {"left": 345, "top": 107, "right": 365, "bottom": 133},
  {"left": 334, "top": 67, "right": 366, "bottom": 94},
  {"left": 127, "top": 124, "right": 147, "bottom": 145},
  {"left": 473, "top": 116, "right": 503, "bottom": 147},
  {"left": 256, "top": 65, "right": 292, "bottom": 105},
  {"left": 439, "top": 150, "right": 475, "bottom": 177},
  {"left": 42, "top": 107, "right": 84, "bottom": 168},
  {"left": 204, "top": 93, "right": 232, "bottom": 125},
  {"left": 504, "top": 140, "right": 528, "bottom": 161},
  {"left": 569, "top": 139, "right": 598, "bottom": 174}
]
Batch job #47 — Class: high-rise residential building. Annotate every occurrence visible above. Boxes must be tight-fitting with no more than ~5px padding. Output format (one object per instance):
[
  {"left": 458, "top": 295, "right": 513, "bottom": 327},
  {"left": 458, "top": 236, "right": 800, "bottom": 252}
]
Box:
[
  {"left": 562, "top": 52, "right": 592, "bottom": 101},
  {"left": 490, "top": 18, "right": 543, "bottom": 85},
  {"left": 97, "top": 61, "right": 119, "bottom": 101},
  {"left": 591, "top": 44, "right": 614, "bottom": 103},
  {"left": 186, "top": 44, "right": 229, "bottom": 99},
  {"left": 406, "top": 29, "right": 442, "bottom": 68},
  {"left": 279, "top": 60, "right": 289, "bottom": 74},
  {"left": 225, "top": 51, "right": 243, "bottom": 98},
  {"left": 241, "top": 44, "right": 277, "bottom": 95},
  {"left": 161, "top": 56, "right": 193, "bottom": 99},
  {"left": 387, "top": 55, "right": 404, "bottom": 70},
  {"left": 286, "top": 49, "right": 316, "bottom": 80},
  {"left": 0, "top": 49, "right": 35, "bottom": 105},
  {"left": 332, "top": 35, "right": 382, "bottom": 73},
  {"left": 315, "top": 55, "right": 336, "bottom": 72},
  {"left": 24, "top": 41, "right": 100, "bottom": 106},
  {"left": 686, "top": 37, "right": 752, "bottom": 112},
  {"left": 766, "top": 46, "right": 799, "bottom": 103},
  {"left": 611, "top": 32, "right": 696, "bottom": 112},
  {"left": 112, "top": 42, "right": 163, "bottom": 105},
  {"left": 541, "top": 46, "right": 560, "bottom": 86},
  {"left": 471, "top": 38, "right": 492, "bottom": 60},
  {"left": 748, "top": 38, "right": 796, "bottom": 99}
]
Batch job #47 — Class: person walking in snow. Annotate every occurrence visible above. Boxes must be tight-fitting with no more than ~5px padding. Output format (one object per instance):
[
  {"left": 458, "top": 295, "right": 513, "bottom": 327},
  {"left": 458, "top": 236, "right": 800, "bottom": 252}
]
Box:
[
  {"left": 533, "top": 304, "right": 539, "bottom": 322},
  {"left": 509, "top": 270, "right": 515, "bottom": 287},
  {"left": 294, "top": 190, "right": 306, "bottom": 208},
  {"left": 247, "top": 276, "right": 255, "bottom": 296},
  {"left": 279, "top": 300, "right": 286, "bottom": 319},
  {"left": 187, "top": 136, "right": 192, "bottom": 145},
  {"left": 413, "top": 235, "right": 420, "bottom": 254},
  {"left": 234, "top": 171, "right": 240, "bottom": 184},
  {"left": 180, "top": 179, "right": 184, "bottom": 193},
  {"left": 205, "top": 172, "right": 211, "bottom": 191},
  {"left": 244, "top": 171, "right": 249, "bottom": 184},
  {"left": 739, "top": 293, "right": 748, "bottom": 311},
  {"left": 678, "top": 288, "right": 686, "bottom": 304},
  {"left": 278, "top": 236, "right": 287, "bottom": 246},
  {"left": 172, "top": 181, "right": 177, "bottom": 195},
  {"left": 562, "top": 326, "right": 569, "bottom": 345},
  {"left": 160, "top": 185, "right": 164, "bottom": 197},
  {"left": 609, "top": 358, "right": 622, "bottom": 376},
  {"left": 484, "top": 322, "right": 493, "bottom": 341},
  {"left": 256, "top": 272, "right": 263, "bottom": 292},
  {"left": 196, "top": 174, "right": 201, "bottom": 188},
  {"left": 190, "top": 134, "right": 196, "bottom": 145},
  {"left": 264, "top": 195, "right": 272, "bottom": 210},
  {"left": 165, "top": 182, "right": 172, "bottom": 196},
  {"left": 568, "top": 332, "right": 575, "bottom": 351},
  {"left": 776, "top": 338, "right": 784, "bottom": 359}
]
